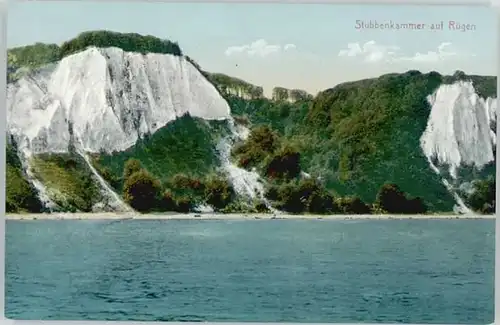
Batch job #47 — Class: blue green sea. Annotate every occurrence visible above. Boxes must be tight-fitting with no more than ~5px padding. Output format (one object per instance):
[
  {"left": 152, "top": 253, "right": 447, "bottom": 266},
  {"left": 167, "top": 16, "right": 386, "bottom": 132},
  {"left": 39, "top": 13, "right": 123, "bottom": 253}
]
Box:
[{"left": 5, "top": 218, "right": 495, "bottom": 322}]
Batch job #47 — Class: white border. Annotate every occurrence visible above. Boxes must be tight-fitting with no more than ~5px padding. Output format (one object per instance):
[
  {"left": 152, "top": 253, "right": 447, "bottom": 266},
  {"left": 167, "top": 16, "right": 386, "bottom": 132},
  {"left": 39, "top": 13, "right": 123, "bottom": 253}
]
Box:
[
  {"left": 2, "top": 0, "right": 7, "bottom": 322},
  {"left": 1, "top": 0, "right": 498, "bottom": 324}
]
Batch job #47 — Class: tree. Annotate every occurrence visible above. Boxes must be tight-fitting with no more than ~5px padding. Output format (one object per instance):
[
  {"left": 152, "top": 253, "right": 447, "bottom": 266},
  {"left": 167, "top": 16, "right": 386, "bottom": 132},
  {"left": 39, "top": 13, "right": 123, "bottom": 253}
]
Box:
[
  {"left": 250, "top": 86, "right": 264, "bottom": 99},
  {"left": 248, "top": 126, "right": 280, "bottom": 153},
  {"left": 307, "top": 191, "right": 337, "bottom": 214},
  {"left": 170, "top": 173, "right": 203, "bottom": 190},
  {"left": 289, "top": 89, "right": 313, "bottom": 102},
  {"left": 466, "top": 177, "right": 495, "bottom": 214},
  {"left": 123, "top": 158, "right": 142, "bottom": 180},
  {"left": 271, "top": 178, "right": 336, "bottom": 214},
  {"left": 272, "top": 87, "right": 289, "bottom": 101},
  {"left": 6, "top": 165, "right": 43, "bottom": 213},
  {"left": 7, "top": 52, "right": 18, "bottom": 66},
  {"left": 405, "top": 197, "right": 428, "bottom": 214},
  {"left": 374, "top": 183, "right": 428, "bottom": 214},
  {"left": 265, "top": 145, "right": 301, "bottom": 179},
  {"left": 169, "top": 173, "right": 205, "bottom": 200},
  {"left": 275, "top": 183, "right": 306, "bottom": 213},
  {"left": 254, "top": 201, "right": 270, "bottom": 213},
  {"left": 159, "top": 190, "right": 177, "bottom": 212},
  {"left": 375, "top": 183, "right": 408, "bottom": 214},
  {"left": 233, "top": 125, "right": 280, "bottom": 170},
  {"left": 337, "top": 196, "right": 371, "bottom": 214},
  {"left": 204, "top": 177, "right": 233, "bottom": 211},
  {"left": 174, "top": 196, "right": 193, "bottom": 213},
  {"left": 123, "top": 169, "right": 162, "bottom": 212},
  {"left": 59, "top": 30, "right": 183, "bottom": 58},
  {"left": 8, "top": 43, "right": 60, "bottom": 69}
]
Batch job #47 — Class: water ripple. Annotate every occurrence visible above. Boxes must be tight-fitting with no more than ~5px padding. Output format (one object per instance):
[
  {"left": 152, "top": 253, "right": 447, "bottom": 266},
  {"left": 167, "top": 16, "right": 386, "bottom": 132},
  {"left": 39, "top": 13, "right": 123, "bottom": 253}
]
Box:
[{"left": 5, "top": 219, "right": 494, "bottom": 323}]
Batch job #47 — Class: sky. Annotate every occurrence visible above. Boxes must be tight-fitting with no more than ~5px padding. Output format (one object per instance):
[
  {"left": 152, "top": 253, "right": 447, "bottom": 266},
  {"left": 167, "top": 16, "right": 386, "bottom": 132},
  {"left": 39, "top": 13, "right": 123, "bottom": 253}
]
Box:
[{"left": 7, "top": 1, "right": 497, "bottom": 95}]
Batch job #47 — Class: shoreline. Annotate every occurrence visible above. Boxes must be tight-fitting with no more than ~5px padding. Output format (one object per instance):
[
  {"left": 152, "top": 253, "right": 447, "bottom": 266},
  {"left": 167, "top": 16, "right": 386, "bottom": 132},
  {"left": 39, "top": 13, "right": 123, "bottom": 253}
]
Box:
[{"left": 4, "top": 212, "right": 496, "bottom": 221}]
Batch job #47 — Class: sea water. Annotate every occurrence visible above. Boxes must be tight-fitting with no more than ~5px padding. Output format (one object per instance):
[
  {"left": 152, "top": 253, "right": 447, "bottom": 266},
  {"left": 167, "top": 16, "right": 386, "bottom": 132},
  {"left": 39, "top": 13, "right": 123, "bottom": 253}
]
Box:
[{"left": 5, "top": 218, "right": 494, "bottom": 322}]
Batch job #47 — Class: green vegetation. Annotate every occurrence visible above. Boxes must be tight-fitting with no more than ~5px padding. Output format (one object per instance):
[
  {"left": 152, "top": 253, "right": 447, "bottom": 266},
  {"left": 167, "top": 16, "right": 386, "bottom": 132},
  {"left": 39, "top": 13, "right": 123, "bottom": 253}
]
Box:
[
  {"left": 230, "top": 70, "right": 496, "bottom": 213},
  {"left": 207, "top": 73, "right": 264, "bottom": 99},
  {"left": 272, "top": 87, "right": 313, "bottom": 102},
  {"left": 30, "top": 154, "right": 101, "bottom": 212},
  {"left": 228, "top": 96, "right": 310, "bottom": 136},
  {"left": 95, "top": 115, "right": 230, "bottom": 191},
  {"left": 272, "top": 87, "right": 289, "bottom": 101},
  {"left": 91, "top": 115, "right": 262, "bottom": 213},
  {"left": 119, "top": 158, "right": 239, "bottom": 213},
  {"left": 464, "top": 176, "right": 495, "bottom": 214},
  {"left": 374, "top": 183, "right": 427, "bottom": 214},
  {"left": 8, "top": 43, "right": 60, "bottom": 69},
  {"left": 123, "top": 166, "right": 162, "bottom": 212},
  {"left": 289, "top": 89, "right": 314, "bottom": 102},
  {"left": 7, "top": 30, "right": 183, "bottom": 82},
  {"left": 59, "top": 30, "right": 182, "bottom": 58},
  {"left": 231, "top": 126, "right": 427, "bottom": 215},
  {"left": 6, "top": 139, "right": 43, "bottom": 213},
  {"left": 6, "top": 29, "right": 496, "bottom": 215}
]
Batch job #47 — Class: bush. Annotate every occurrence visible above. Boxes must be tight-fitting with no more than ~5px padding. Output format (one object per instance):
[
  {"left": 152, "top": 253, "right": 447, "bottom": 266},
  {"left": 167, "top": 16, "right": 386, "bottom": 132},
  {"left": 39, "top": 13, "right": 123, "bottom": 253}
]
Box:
[
  {"left": 273, "top": 182, "right": 307, "bottom": 214},
  {"left": 375, "top": 183, "right": 408, "bottom": 213},
  {"left": 465, "top": 177, "right": 495, "bottom": 214},
  {"left": 307, "top": 191, "right": 337, "bottom": 214},
  {"left": 123, "top": 159, "right": 142, "bottom": 180},
  {"left": 159, "top": 190, "right": 177, "bottom": 211},
  {"left": 265, "top": 145, "right": 301, "bottom": 179},
  {"left": 174, "top": 196, "right": 193, "bottom": 213},
  {"left": 171, "top": 173, "right": 204, "bottom": 190},
  {"left": 168, "top": 173, "right": 206, "bottom": 202},
  {"left": 123, "top": 169, "right": 162, "bottom": 212},
  {"left": 405, "top": 197, "right": 428, "bottom": 214},
  {"left": 336, "top": 196, "right": 371, "bottom": 214},
  {"left": 374, "top": 183, "right": 428, "bottom": 214},
  {"left": 233, "top": 115, "right": 251, "bottom": 126},
  {"left": 6, "top": 165, "right": 43, "bottom": 213},
  {"left": 254, "top": 201, "right": 270, "bottom": 213},
  {"left": 233, "top": 125, "right": 280, "bottom": 170},
  {"left": 204, "top": 176, "right": 234, "bottom": 211},
  {"left": 267, "top": 178, "right": 339, "bottom": 214}
]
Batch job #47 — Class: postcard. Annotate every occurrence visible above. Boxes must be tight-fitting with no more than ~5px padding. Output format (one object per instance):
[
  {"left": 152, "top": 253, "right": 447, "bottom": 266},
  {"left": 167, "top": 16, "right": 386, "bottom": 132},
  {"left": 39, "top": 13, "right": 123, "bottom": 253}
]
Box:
[{"left": 5, "top": 1, "right": 496, "bottom": 322}]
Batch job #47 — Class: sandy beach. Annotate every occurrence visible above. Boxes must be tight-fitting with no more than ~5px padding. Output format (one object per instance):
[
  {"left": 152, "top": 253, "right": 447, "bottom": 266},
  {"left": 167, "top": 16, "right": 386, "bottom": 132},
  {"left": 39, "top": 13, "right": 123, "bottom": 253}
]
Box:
[{"left": 4, "top": 212, "right": 496, "bottom": 220}]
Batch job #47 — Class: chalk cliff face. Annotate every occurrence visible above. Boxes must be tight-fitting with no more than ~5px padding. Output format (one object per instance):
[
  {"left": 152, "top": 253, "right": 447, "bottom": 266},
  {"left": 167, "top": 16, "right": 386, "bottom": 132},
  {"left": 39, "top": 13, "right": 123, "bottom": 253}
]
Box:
[
  {"left": 7, "top": 47, "right": 232, "bottom": 155},
  {"left": 6, "top": 45, "right": 268, "bottom": 213},
  {"left": 420, "top": 81, "right": 497, "bottom": 212},
  {"left": 421, "top": 81, "right": 496, "bottom": 178}
]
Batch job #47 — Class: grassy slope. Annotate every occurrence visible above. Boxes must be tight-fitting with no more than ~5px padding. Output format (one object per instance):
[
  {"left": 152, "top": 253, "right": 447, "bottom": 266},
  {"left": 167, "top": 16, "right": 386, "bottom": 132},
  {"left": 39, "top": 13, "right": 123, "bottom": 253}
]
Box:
[
  {"left": 8, "top": 115, "right": 229, "bottom": 213},
  {"left": 30, "top": 153, "right": 102, "bottom": 212},
  {"left": 95, "top": 115, "right": 230, "bottom": 191},
  {"left": 228, "top": 71, "right": 496, "bottom": 212},
  {"left": 6, "top": 140, "right": 43, "bottom": 213}
]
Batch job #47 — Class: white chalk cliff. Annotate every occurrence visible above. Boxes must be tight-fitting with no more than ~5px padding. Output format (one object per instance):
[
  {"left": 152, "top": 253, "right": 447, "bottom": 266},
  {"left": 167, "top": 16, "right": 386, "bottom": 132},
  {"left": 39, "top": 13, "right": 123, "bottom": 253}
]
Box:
[
  {"left": 6, "top": 47, "right": 271, "bottom": 211},
  {"left": 420, "top": 81, "right": 496, "bottom": 178},
  {"left": 420, "top": 81, "right": 497, "bottom": 212},
  {"left": 7, "top": 47, "right": 232, "bottom": 154}
]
